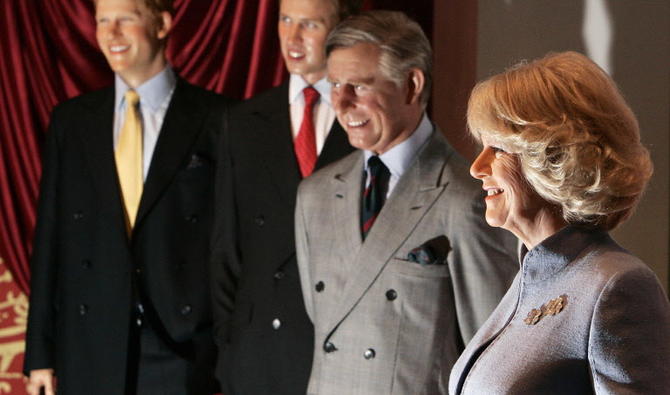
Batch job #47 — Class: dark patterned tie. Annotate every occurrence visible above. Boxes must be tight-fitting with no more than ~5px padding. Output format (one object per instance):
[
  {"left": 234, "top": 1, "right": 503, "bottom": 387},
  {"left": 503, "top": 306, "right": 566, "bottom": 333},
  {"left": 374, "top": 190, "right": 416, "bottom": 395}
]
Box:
[
  {"left": 294, "top": 86, "right": 320, "bottom": 178},
  {"left": 361, "top": 156, "right": 390, "bottom": 240}
]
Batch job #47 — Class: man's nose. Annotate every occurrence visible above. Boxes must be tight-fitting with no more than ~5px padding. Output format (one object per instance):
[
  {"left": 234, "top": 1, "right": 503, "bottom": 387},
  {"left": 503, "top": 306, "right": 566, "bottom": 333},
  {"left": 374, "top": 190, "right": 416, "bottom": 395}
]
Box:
[{"left": 287, "top": 23, "right": 302, "bottom": 42}]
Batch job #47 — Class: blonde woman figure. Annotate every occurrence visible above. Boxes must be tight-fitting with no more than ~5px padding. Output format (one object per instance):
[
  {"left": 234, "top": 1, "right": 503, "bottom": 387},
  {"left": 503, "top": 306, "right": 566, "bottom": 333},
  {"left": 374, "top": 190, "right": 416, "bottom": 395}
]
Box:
[{"left": 449, "top": 51, "right": 670, "bottom": 394}]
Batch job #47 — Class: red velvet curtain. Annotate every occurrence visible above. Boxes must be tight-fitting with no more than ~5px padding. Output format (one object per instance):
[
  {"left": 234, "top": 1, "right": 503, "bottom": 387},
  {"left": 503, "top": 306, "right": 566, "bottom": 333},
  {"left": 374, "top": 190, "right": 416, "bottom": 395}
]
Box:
[
  {"left": 0, "top": 0, "right": 286, "bottom": 295},
  {"left": 0, "top": 0, "right": 434, "bottom": 296}
]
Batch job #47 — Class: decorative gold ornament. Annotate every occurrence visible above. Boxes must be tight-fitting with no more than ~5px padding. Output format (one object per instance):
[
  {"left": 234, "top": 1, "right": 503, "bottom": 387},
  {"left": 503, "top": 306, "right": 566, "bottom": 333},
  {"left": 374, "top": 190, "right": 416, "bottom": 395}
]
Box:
[
  {"left": 524, "top": 308, "right": 542, "bottom": 325},
  {"left": 543, "top": 295, "right": 567, "bottom": 316},
  {"left": 524, "top": 294, "right": 568, "bottom": 325}
]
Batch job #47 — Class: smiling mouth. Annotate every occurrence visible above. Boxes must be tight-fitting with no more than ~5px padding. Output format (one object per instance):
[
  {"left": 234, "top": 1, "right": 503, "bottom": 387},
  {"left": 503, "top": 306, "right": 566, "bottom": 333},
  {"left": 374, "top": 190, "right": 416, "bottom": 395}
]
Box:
[
  {"left": 288, "top": 50, "right": 305, "bottom": 59},
  {"left": 347, "top": 119, "right": 369, "bottom": 127},
  {"left": 110, "top": 45, "right": 130, "bottom": 53},
  {"left": 486, "top": 188, "right": 504, "bottom": 197}
]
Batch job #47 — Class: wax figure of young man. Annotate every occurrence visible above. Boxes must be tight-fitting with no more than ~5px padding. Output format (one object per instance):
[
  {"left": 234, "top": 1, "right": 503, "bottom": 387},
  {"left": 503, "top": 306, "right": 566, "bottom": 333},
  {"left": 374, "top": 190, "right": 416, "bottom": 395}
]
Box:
[
  {"left": 209, "top": 0, "right": 360, "bottom": 394},
  {"left": 295, "top": 11, "right": 519, "bottom": 394},
  {"left": 24, "top": 0, "right": 232, "bottom": 394}
]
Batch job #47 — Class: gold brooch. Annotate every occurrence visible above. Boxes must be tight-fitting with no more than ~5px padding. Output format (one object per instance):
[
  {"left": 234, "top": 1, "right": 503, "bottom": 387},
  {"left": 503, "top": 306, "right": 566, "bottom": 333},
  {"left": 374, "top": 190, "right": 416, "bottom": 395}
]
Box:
[
  {"left": 524, "top": 294, "right": 568, "bottom": 325},
  {"left": 524, "top": 308, "right": 542, "bottom": 325}
]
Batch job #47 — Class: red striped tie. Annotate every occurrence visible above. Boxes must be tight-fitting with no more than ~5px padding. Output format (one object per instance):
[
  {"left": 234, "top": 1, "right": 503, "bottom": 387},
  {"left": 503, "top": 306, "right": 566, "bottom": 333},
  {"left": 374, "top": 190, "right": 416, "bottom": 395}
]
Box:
[{"left": 294, "top": 86, "right": 320, "bottom": 178}]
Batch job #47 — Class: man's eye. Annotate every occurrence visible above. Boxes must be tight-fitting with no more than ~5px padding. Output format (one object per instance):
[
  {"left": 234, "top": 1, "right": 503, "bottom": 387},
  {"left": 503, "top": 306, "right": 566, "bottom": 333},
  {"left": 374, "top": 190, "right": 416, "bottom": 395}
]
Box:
[
  {"left": 304, "top": 21, "right": 318, "bottom": 29},
  {"left": 331, "top": 82, "right": 341, "bottom": 89}
]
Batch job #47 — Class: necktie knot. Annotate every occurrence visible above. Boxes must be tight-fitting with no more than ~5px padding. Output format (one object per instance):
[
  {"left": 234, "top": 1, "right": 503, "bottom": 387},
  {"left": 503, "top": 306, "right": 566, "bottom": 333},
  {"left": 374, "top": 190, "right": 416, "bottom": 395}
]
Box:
[
  {"left": 125, "top": 89, "right": 140, "bottom": 107},
  {"left": 367, "top": 155, "right": 387, "bottom": 178},
  {"left": 303, "top": 86, "right": 320, "bottom": 108}
]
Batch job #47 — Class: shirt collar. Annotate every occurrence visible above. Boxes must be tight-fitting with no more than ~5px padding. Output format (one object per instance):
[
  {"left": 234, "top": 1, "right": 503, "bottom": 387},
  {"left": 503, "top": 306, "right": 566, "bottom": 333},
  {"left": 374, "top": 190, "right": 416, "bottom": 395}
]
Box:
[
  {"left": 364, "top": 113, "right": 433, "bottom": 179},
  {"left": 288, "top": 74, "right": 332, "bottom": 106},
  {"left": 115, "top": 66, "right": 176, "bottom": 112}
]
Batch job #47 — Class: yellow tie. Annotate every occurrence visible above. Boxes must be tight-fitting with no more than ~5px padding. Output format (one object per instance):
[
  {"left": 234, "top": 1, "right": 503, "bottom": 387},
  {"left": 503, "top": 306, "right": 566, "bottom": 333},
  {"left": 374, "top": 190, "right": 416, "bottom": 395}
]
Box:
[{"left": 115, "top": 90, "right": 143, "bottom": 230}]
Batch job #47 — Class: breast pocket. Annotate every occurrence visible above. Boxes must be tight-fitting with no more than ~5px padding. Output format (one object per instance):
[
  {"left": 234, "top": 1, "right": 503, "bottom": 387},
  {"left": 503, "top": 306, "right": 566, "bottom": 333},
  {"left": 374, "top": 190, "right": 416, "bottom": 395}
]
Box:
[
  {"left": 388, "top": 257, "right": 450, "bottom": 278},
  {"left": 176, "top": 153, "right": 213, "bottom": 183}
]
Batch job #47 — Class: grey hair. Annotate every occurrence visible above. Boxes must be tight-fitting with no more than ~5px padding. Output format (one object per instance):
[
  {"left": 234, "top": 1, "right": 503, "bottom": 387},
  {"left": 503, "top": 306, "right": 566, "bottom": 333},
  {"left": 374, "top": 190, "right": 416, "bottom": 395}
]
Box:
[{"left": 326, "top": 10, "right": 432, "bottom": 107}]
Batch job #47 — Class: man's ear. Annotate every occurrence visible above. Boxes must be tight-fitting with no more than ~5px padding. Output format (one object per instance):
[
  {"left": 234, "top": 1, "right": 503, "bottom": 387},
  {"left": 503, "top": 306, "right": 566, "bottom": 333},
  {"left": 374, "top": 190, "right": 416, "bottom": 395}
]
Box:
[
  {"left": 156, "top": 11, "right": 172, "bottom": 40},
  {"left": 406, "top": 68, "right": 425, "bottom": 105}
]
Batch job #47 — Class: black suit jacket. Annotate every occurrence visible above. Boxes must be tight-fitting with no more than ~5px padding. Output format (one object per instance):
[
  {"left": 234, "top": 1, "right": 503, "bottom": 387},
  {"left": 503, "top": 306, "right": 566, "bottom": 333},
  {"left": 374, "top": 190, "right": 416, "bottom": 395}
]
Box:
[
  {"left": 24, "top": 78, "right": 232, "bottom": 394},
  {"left": 210, "top": 81, "right": 354, "bottom": 395}
]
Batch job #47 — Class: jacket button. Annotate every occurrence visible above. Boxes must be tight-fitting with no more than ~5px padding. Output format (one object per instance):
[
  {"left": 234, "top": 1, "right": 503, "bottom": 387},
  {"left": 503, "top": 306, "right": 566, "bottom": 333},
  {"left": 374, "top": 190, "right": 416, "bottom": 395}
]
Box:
[
  {"left": 185, "top": 215, "right": 198, "bottom": 223},
  {"left": 315, "top": 281, "right": 325, "bottom": 292},
  {"left": 364, "top": 348, "right": 376, "bottom": 360},
  {"left": 272, "top": 318, "right": 281, "bottom": 330},
  {"left": 81, "top": 260, "right": 91, "bottom": 269},
  {"left": 73, "top": 211, "right": 84, "bottom": 220},
  {"left": 180, "top": 304, "right": 192, "bottom": 315},
  {"left": 323, "top": 341, "right": 337, "bottom": 353},
  {"left": 135, "top": 267, "right": 142, "bottom": 275},
  {"left": 254, "top": 215, "right": 265, "bottom": 226},
  {"left": 79, "top": 304, "right": 88, "bottom": 315},
  {"left": 385, "top": 289, "right": 397, "bottom": 301},
  {"left": 274, "top": 271, "right": 285, "bottom": 280}
]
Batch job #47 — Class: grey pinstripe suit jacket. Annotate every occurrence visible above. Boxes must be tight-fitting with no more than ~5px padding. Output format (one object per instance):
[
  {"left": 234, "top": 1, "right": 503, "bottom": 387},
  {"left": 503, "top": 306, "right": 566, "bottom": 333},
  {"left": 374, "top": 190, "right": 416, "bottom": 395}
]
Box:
[{"left": 295, "top": 128, "right": 518, "bottom": 395}]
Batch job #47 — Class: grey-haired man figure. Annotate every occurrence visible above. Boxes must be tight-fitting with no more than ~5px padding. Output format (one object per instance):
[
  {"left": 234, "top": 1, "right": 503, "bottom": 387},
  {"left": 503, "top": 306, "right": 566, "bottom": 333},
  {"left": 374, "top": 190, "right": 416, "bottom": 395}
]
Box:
[{"left": 295, "top": 10, "right": 518, "bottom": 395}]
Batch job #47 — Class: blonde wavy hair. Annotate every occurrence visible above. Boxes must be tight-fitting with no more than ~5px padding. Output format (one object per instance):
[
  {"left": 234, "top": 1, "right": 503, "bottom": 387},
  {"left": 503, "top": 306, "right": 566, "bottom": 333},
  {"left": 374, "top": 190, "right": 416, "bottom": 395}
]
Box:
[{"left": 467, "top": 51, "right": 653, "bottom": 230}]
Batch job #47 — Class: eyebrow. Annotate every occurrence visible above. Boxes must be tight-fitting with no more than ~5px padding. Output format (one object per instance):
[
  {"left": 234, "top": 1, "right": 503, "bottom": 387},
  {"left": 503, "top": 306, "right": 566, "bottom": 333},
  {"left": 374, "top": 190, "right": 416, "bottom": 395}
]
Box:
[
  {"left": 280, "top": 13, "right": 327, "bottom": 24},
  {"left": 344, "top": 76, "right": 375, "bottom": 85}
]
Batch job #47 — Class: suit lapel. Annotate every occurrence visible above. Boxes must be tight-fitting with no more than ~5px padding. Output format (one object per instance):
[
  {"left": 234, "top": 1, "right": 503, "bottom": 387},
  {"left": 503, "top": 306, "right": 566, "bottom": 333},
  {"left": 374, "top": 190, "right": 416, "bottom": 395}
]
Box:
[
  {"left": 330, "top": 152, "right": 365, "bottom": 264},
  {"left": 253, "top": 83, "right": 303, "bottom": 207},
  {"left": 135, "top": 79, "right": 204, "bottom": 228},
  {"left": 326, "top": 131, "right": 451, "bottom": 333},
  {"left": 77, "top": 88, "right": 128, "bottom": 236}
]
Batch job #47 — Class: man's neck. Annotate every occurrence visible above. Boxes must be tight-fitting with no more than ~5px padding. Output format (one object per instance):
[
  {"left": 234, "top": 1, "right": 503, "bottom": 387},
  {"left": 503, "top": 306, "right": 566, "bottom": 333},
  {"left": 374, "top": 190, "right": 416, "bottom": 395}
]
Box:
[{"left": 118, "top": 57, "right": 168, "bottom": 89}]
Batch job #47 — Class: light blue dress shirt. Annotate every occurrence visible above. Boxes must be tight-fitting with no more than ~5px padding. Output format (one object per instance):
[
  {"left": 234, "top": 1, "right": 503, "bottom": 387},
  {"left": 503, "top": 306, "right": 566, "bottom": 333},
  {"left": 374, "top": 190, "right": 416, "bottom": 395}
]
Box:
[
  {"left": 363, "top": 113, "right": 433, "bottom": 197},
  {"left": 113, "top": 67, "right": 176, "bottom": 180}
]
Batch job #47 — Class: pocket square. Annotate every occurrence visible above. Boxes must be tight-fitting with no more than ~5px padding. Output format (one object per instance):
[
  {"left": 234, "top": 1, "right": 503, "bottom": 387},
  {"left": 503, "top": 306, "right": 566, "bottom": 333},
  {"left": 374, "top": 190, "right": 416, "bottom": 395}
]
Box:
[
  {"left": 407, "top": 235, "right": 451, "bottom": 265},
  {"left": 186, "top": 154, "right": 206, "bottom": 169}
]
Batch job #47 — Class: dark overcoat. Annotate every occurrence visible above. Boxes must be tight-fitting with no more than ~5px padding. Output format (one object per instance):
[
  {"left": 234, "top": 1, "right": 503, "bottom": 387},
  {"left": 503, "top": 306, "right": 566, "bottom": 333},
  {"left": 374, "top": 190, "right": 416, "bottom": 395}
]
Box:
[
  {"left": 210, "top": 82, "right": 354, "bottom": 395},
  {"left": 24, "top": 78, "right": 231, "bottom": 394}
]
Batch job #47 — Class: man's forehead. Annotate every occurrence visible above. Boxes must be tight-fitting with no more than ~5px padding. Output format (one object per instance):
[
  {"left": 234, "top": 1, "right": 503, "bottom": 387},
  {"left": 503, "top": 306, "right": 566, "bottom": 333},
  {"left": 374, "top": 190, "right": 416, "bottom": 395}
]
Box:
[
  {"left": 327, "top": 59, "right": 376, "bottom": 83},
  {"left": 95, "top": 0, "right": 144, "bottom": 13},
  {"left": 280, "top": 0, "right": 337, "bottom": 21},
  {"left": 328, "top": 44, "right": 379, "bottom": 67}
]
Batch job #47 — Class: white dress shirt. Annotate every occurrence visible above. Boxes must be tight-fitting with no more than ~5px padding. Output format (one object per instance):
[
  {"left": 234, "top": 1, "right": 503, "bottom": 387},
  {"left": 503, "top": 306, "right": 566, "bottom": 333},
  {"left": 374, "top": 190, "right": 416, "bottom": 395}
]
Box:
[{"left": 288, "top": 74, "right": 337, "bottom": 155}]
